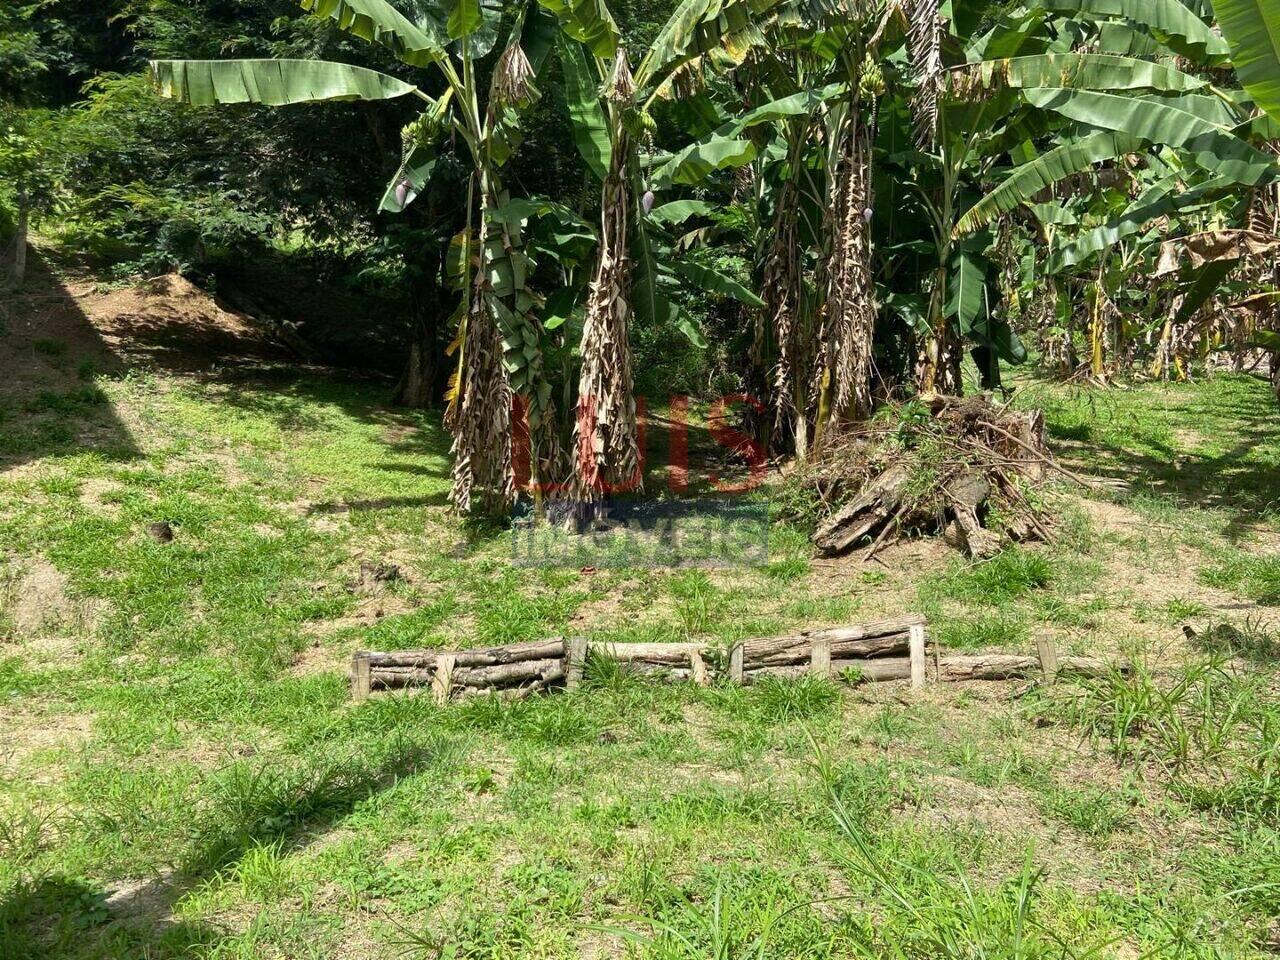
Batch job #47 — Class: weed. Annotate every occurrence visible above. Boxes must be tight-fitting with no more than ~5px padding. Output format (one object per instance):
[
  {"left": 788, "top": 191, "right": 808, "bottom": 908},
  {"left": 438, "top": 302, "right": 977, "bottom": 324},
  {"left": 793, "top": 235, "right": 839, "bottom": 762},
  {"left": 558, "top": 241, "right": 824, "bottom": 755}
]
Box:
[
  {"left": 927, "top": 548, "right": 1053, "bottom": 604},
  {"left": 747, "top": 675, "right": 840, "bottom": 723},
  {"left": 934, "top": 611, "right": 1029, "bottom": 650},
  {"left": 1165, "top": 598, "right": 1208, "bottom": 623},
  {"left": 1201, "top": 550, "right": 1280, "bottom": 605}
]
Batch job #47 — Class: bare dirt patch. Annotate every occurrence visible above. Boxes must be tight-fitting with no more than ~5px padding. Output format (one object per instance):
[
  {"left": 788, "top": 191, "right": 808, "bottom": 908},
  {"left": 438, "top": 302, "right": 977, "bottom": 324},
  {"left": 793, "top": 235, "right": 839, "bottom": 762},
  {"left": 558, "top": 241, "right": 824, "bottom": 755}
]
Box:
[{"left": 0, "top": 707, "right": 95, "bottom": 783}]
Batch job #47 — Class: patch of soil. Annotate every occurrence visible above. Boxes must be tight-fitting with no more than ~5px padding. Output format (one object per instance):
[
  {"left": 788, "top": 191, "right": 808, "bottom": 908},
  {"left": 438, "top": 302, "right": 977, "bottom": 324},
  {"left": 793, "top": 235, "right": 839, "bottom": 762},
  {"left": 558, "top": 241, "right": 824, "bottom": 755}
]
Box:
[
  {"left": 0, "top": 257, "right": 288, "bottom": 400},
  {"left": 6, "top": 558, "right": 74, "bottom": 637},
  {"left": 84, "top": 273, "right": 289, "bottom": 372},
  {"left": 0, "top": 708, "right": 95, "bottom": 783}
]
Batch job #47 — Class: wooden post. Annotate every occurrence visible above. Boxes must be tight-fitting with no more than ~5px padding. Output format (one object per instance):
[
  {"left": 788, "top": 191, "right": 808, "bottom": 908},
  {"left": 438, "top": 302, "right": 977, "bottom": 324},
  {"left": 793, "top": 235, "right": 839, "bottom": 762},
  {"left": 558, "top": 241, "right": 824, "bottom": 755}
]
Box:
[
  {"left": 566, "top": 636, "right": 588, "bottom": 689},
  {"left": 689, "top": 649, "right": 710, "bottom": 686},
  {"left": 909, "top": 624, "right": 927, "bottom": 689},
  {"left": 432, "top": 653, "right": 456, "bottom": 705},
  {"left": 810, "top": 636, "right": 831, "bottom": 678},
  {"left": 728, "top": 644, "right": 745, "bottom": 683},
  {"left": 351, "top": 653, "right": 372, "bottom": 701},
  {"left": 1036, "top": 636, "right": 1059, "bottom": 684}
]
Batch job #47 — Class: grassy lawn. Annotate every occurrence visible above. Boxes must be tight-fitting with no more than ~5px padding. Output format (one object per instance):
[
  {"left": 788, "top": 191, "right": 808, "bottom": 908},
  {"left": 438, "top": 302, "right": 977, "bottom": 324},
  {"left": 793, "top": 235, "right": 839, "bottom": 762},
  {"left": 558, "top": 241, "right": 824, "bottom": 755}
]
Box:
[{"left": 3, "top": 283, "right": 1280, "bottom": 957}]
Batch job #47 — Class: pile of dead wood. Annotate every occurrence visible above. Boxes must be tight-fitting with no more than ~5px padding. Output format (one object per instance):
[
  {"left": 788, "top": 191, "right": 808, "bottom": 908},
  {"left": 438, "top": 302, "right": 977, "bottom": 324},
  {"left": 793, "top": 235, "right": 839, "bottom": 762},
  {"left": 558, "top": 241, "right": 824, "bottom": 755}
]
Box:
[
  {"left": 351, "top": 614, "right": 1115, "bottom": 701},
  {"left": 804, "top": 395, "right": 1069, "bottom": 560}
]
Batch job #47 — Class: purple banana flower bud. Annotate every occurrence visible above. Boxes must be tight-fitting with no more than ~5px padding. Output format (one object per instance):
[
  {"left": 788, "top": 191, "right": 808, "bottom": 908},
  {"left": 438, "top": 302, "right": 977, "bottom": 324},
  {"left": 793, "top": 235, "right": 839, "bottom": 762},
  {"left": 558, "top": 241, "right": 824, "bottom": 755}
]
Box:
[
  {"left": 395, "top": 178, "right": 412, "bottom": 209},
  {"left": 642, "top": 190, "right": 655, "bottom": 215}
]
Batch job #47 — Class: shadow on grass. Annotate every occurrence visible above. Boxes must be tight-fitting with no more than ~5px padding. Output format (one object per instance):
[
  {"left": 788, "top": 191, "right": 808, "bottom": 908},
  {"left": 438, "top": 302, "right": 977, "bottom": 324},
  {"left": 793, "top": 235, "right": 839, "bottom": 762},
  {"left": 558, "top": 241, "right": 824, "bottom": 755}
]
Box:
[
  {"left": 0, "top": 741, "right": 441, "bottom": 959},
  {"left": 0, "top": 253, "right": 140, "bottom": 471},
  {"left": 1026, "top": 372, "right": 1280, "bottom": 540}
]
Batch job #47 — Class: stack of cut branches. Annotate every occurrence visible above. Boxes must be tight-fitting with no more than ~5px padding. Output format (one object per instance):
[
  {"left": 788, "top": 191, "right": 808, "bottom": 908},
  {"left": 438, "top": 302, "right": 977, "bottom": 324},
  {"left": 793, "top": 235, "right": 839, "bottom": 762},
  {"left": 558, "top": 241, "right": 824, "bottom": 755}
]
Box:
[{"left": 803, "top": 395, "right": 1064, "bottom": 559}]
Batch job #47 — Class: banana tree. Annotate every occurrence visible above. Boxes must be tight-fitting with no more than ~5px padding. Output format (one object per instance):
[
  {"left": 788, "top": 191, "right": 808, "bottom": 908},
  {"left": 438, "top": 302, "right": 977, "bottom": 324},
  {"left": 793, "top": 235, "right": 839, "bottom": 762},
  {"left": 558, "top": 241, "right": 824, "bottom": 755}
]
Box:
[
  {"left": 554, "top": 0, "right": 783, "bottom": 498},
  {"left": 934, "top": 0, "right": 1280, "bottom": 387},
  {"left": 632, "top": 0, "right": 915, "bottom": 458}
]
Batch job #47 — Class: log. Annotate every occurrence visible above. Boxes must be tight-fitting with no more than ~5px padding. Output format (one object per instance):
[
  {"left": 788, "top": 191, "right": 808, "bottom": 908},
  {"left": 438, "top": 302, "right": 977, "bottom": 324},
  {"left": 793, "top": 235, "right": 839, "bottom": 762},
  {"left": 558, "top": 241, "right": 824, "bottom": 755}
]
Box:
[
  {"left": 363, "top": 639, "right": 567, "bottom": 670},
  {"left": 371, "top": 659, "right": 566, "bottom": 689},
  {"left": 741, "top": 615, "right": 925, "bottom": 666},
  {"left": 590, "top": 641, "right": 711, "bottom": 664},
  {"left": 948, "top": 472, "right": 1002, "bottom": 560},
  {"left": 746, "top": 655, "right": 1118, "bottom": 684},
  {"left": 813, "top": 462, "right": 914, "bottom": 555},
  {"left": 454, "top": 659, "right": 565, "bottom": 688}
]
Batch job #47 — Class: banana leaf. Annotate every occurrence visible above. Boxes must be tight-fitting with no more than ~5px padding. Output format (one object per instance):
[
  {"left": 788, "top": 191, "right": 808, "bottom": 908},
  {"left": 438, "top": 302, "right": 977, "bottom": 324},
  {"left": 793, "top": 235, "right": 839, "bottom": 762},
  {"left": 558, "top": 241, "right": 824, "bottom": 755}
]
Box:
[
  {"left": 673, "top": 260, "right": 764, "bottom": 306},
  {"left": 654, "top": 138, "right": 758, "bottom": 187},
  {"left": 958, "top": 53, "right": 1206, "bottom": 93},
  {"left": 1022, "top": 88, "right": 1279, "bottom": 185},
  {"left": 557, "top": 34, "right": 610, "bottom": 181},
  {"left": 1047, "top": 175, "right": 1235, "bottom": 270},
  {"left": 647, "top": 200, "right": 718, "bottom": 226},
  {"left": 955, "top": 131, "right": 1143, "bottom": 237},
  {"left": 150, "top": 58, "right": 420, "bottom": 106},
  {"left": 1216, "top": 0, "right": 1280, "bottom": 121},
  {"left": 1038, "top": 0, "right": 1230, "bottom": 63},
  {"left": 535, "top": 0, "right": 619, "bottom": 57},
  {"left": 299, "top": 0, "right": 446, "bottom": 65}
]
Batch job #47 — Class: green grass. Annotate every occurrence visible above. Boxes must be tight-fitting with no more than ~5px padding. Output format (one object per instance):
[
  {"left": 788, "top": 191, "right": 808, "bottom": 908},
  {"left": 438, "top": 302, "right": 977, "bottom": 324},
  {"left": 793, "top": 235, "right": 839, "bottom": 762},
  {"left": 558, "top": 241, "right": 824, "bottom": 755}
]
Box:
[{"left": 4, "top": 334, "right": 1280, "bottom": 957}]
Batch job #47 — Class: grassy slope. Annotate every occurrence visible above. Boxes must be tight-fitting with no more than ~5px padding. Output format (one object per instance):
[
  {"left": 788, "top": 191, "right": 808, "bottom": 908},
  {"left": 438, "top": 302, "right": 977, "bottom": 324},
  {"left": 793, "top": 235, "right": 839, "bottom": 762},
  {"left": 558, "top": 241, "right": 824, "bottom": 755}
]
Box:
[{"left": 2, "top": 301, "right": 1280, "bottom": 957}]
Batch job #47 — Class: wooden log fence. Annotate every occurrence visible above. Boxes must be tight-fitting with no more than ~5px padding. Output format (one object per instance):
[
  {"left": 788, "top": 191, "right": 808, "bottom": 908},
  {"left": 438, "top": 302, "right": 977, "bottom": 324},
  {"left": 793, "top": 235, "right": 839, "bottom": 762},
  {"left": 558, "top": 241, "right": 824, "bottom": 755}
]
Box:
[{"left": 350, "top": 617, "right": 1114, "bottom": 701}]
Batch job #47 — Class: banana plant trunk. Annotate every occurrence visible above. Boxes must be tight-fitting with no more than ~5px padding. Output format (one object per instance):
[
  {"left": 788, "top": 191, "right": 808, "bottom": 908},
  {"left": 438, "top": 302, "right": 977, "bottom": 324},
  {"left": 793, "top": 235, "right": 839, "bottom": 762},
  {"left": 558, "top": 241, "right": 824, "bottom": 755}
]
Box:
[
  {"left": 762, "top": 166, "right": 804, "bottom": 456},
  {"left": 573, "top": 113, "right": 641, "bottom": 500},
  {"left": 449, "top": 174, "right": 515, "bottom": 515},
  {"left": 482, "top": 172, "right": 565, "bottom": 510},
  {"left": 814, "top": 103, "right": 877, "bottom": 448},
  {"left": 917, "top": 265, "right": 963, "bottom": 395}
]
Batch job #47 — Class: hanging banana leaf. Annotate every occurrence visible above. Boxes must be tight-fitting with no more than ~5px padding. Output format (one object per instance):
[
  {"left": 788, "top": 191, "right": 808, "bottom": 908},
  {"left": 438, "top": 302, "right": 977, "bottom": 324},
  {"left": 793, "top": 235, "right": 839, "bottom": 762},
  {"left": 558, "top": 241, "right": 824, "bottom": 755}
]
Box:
[
  {"left": 1173, "top": 260, "right": 1239, "bottom": 324},
  {"left": 647, "top": 200, "right": 718, "bottom": 226},
  {"left": 636, "top": 0, "right": 785, "bottom": 90},
  {"left": 1038, "top": 0, "right": 1230, "bottom": 63},
  {"left": 955, "top": 54, "right": 1207, "bottom": 94},
  {"left": 1216, "top": 0, "right": 1280, "bottom": 121},
  {"left": 299, "top": 0, "right": 447, "bottom": 65},
  {"left": 149, "top": 59, "right": 421, "bottom": 106},
  {"left": 535, "top": 0, "right": 619, "bottom": 57},
  {"left": 653, "top": 138, "right": 758, "bottom": 187},
  {"left": 955, "top": 131, "right": 1143, "bottom": 237},
  {"left": 1022, "top": 88, "right": 1280, "bottom": 185},
  {"left": 1097, "top": 21, "right": 1176, "bottom": 56},
  {"left": 557, "top": 34, "right": 610, "bottom": 181},
  {"left": 673, "top": 260, "right": 764, "bottom": 306},
  {"left": 1155, "top": 228, "right": 1280, "bottom": 275}
]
